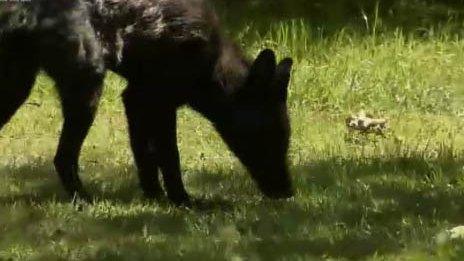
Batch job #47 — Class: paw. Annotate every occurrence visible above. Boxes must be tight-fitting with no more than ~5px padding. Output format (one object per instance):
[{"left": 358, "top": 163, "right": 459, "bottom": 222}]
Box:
[
  {"left": 143, "top": 188, "right": 165, "bottom": 201},
  {"left": 70, "top": 190, "right": 92, "bottom": 210},
  {"left": 168, "top": 192, "right": 192, "bottom": 207}
]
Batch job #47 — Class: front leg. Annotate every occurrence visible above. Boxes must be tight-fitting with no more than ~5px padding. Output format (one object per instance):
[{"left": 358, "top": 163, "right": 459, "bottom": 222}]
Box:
[
  {"left": 151, "top": 107, "right": 191, "bottom": 206},
  {"left": 123, "top": 89, "right": 164, "bottom": 199},
  {"left": 123, "top": 88, "right": 190, "bottom": 205}
]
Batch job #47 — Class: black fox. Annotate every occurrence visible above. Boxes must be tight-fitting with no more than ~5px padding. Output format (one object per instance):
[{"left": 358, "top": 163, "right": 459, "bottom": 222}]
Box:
[{"left": 0, "top": 0, "right": 294, "bottom": 205}]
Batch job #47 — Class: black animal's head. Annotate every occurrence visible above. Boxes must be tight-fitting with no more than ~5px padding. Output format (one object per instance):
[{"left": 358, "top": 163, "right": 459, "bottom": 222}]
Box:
[{"left": 217, "top": 49, "right": 294, "bottom": 199}]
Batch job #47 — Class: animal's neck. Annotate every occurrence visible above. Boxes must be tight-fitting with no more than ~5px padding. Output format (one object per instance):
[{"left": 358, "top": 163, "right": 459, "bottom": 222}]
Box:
[{"left": 190, "top": 39, "right": 250, "bottom": 127}]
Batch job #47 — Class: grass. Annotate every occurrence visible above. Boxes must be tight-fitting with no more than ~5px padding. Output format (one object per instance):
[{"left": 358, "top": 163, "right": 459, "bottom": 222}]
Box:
[{"left": 1, "top": 19, "right": 464, "bottom": 260}]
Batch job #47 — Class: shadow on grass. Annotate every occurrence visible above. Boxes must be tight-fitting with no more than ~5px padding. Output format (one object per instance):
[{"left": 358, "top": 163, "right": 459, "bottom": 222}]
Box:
[
  {"left": 0, "top": 160, "right": 236, "bottom": 211},
  {"left": 0, "top": 162, "right": 67, "bottom": 205},
  {"left": 1, "top": 155, "right": 464, "bottom": 259}
]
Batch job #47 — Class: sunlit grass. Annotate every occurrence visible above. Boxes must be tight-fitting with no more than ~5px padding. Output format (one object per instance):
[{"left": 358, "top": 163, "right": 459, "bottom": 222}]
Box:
[{"left": 1, "top": 19, "right": 464, "bottom": 259}]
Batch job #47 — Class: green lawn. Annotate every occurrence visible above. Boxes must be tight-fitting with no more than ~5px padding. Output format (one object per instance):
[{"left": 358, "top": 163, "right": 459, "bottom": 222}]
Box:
[{"left": 1, "top": 21, "right": 464, "bottom": 260}]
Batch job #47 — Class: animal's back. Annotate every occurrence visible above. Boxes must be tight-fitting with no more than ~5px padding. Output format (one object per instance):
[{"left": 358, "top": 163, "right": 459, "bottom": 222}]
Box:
[
  {"left": 1, "top": 0, "right": 223, "bottom": 98},
  {"left": 89, "top": 0, "right": 217, "bottom": 40},
  {"left": 1, "top": 0, "right": 220, "bottom": 61}
]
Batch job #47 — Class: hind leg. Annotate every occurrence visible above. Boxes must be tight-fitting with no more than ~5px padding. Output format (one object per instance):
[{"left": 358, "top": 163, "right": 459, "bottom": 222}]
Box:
[
  {"left": 43, "top": 48, "right": 105, "bottom": 201},
  {"left": 52, "top": 74, "right": 104, "bottom": 201},
  {"left": 39, "top": 8, "right": 106, "bottom": 201},
  {"left": 0, "top": 41, "right": 39, "bottom": 129}
]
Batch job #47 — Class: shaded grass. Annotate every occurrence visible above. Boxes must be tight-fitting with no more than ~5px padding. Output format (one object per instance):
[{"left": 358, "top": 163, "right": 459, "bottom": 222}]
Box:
[
  {"left": 1, "top": 149, "right": 464, "bottom": 259},
  {"left": 1, "top": 19, "right": 464, "bottom": 260}
]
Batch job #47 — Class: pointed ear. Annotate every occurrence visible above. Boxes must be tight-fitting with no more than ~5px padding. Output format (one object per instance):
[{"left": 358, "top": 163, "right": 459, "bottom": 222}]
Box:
[
  {"left": 248, "top": 49, "right": 277, "bottom": 86},
  {"left": 274, "top": 58, "right": 293, "bottom": 102}
]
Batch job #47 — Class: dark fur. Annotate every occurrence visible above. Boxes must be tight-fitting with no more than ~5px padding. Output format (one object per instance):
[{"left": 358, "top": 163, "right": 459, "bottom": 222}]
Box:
[{"left": 0, "top": 0, "right": 294, "bottom": 205}]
